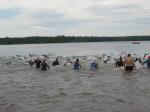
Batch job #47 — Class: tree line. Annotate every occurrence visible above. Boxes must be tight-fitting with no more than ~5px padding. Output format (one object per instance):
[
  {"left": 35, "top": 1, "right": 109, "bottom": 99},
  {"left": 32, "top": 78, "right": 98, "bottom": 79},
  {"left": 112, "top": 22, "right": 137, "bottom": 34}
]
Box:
[{"left": 0, "top": 35, "right": 150, "bottom": 45}]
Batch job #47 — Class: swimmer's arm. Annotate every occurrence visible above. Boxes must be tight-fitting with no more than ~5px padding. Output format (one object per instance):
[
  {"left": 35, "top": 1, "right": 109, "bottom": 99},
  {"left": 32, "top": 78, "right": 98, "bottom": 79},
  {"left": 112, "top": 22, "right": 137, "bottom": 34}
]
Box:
[
  {"left": 142, "top": 60, "right": 147, "bottom": 65},
  {"left": 80, "top": 63, "right": 82, "bottom": 69},
  {"left": 32, "top": 60, "right": 36, "bottom": 64},
  {"left": 123, "top": 60, "right": 126, "bottom": 68},
  {"left": 97, "top": 64, "right": 99, "bottom": 70},
  {"left": 115, "top": 62, "right": 118, "bottom": 67},
  {"left": 29, "top": 60, "right": 35, "bottom": 66},
  {"left": 47, "top": 64, "right": 50, "bottom": 70},
  {"left": 132, "top": 61, "right": 136, "bottom": 69}
]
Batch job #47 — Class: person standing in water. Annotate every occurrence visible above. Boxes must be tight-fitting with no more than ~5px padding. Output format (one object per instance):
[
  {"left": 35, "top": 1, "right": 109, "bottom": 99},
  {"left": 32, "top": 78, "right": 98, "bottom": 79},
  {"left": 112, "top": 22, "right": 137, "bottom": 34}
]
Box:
[
  {"left": 74, "top": 59, "right": 81, "bottom": 70},
  {"left": 32, "top": 58, "right": 42, "bottom": 68},
  {"left": 52, "top": 58, "right": 59, "bottom": 66},
  {"left": 124, "top": 54, "right": 135, "bottom": 71},
  {"left": 142, "top": 56, "right": 150, "bottom": 68},
  {"left": 41, "top": 60, "right": 50, "bottom": 71},
  {"left": 64, "top": 57, "right": 72, "bottom": 66},
  {"left": 90, "top": 61, "right": 98, "bottom": 70},
  {"left": 116, "top": 56, "right": 124, "bottom": 67}
]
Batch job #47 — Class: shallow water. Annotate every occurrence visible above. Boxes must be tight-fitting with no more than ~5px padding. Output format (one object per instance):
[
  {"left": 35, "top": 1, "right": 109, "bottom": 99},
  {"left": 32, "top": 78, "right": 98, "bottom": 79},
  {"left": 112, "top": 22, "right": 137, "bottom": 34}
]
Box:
[{"left": 0, "top": 58, "right": 150, "bottom": 112}]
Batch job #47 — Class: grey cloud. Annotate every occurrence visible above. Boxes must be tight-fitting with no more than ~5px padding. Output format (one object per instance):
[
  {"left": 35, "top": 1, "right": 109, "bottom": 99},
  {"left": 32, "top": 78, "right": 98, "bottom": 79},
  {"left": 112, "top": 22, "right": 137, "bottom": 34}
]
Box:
[
  {"left": 89, "top": 4, "right": 143, "bottom": 16},
  {"left": 0, "top": 0, "right": 150, "bottom": 37},
  {"left": 32, "top": 9, "right": 101, "bottom": 29},
  {"left": 33, "top": 10, "right": 64, "bottom": 20}
]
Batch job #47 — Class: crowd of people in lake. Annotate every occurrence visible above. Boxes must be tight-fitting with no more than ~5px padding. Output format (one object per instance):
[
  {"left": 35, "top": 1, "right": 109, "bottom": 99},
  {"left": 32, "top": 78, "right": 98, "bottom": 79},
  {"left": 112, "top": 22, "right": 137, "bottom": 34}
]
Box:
[
  {"left": 28, "top": 53, "right": 150, "bottom": 72},
  {"left": 115, "top": 53, "right": 150, "bottom": 71},
  {"left": 29, "top": 58, "right": 50, "bottom": 70}
]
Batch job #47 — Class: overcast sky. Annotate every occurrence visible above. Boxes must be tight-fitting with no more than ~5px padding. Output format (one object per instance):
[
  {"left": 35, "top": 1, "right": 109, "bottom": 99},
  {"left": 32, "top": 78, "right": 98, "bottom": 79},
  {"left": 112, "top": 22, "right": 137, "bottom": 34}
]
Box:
[{"left": 0, "top": 0, "right": 150, "bottom": 37}]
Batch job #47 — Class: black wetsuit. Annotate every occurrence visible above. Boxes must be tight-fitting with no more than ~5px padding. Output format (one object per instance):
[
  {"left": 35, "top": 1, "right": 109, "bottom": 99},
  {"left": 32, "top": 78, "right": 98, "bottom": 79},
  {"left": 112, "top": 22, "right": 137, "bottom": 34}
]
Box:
[
  {"left": 34, "top": 60, "right": 41, "bottom": 68},
  {"left": 52, "top": 61, "right": 59, "bottom": 66},
  {"left": 41, "top": 62, "right": 50, "bottom": 70},
  {"left": 116, "top": 60, "right": 124, "bottom": 67}
]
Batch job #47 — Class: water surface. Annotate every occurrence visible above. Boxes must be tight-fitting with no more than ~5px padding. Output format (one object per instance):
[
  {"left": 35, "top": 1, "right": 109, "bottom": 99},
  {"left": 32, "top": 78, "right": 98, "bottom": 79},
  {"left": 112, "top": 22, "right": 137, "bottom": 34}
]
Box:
[{"left": 0, "top": 41, "right": 149, "bottom": 56}]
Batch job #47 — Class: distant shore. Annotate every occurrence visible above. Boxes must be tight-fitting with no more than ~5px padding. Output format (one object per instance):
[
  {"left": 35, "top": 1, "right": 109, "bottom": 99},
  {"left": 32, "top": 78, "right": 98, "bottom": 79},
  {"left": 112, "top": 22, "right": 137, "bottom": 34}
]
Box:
[{"left": 0, "top": 35, "right": 150, "bottom": 45}]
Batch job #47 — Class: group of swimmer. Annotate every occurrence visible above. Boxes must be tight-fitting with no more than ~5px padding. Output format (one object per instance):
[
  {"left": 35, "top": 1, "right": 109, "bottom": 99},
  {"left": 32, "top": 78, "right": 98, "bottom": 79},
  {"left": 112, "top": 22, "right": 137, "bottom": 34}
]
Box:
[
  {"left": 115, "top": 53, "right": 150, "bottom": 71},
  {"left": 29, "top": 53, "right": 150, "bottom": 71},
  {"left": 29, "top": 57, "right": 98, "bottom": 71},
  {"left": 29, "top": 57, "right": 65, "bottom": 70},
  {"left": 29, "top": 58, "right": 50, "bottom": 70}
]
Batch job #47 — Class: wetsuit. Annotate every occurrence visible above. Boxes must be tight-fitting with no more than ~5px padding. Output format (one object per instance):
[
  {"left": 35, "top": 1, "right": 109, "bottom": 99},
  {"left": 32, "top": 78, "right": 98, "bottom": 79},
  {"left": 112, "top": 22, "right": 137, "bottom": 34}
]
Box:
[
  {"left": 91, "top": 62, "right": 98, "bottom": 70},
  {"left": 116, "top": 60, "right": 124, "bottom": 67},
  {"left": 41, "top": 62, "right": 50, "bottom": 70},
  {"left": 33, "top": 60, "right": 41, "bottom": 68},
  {"left": 52, "top": 61, "right": 59, "bottom": 66},
  {"left": 74, "top": 63, "right": 81, "bottom": 70}
]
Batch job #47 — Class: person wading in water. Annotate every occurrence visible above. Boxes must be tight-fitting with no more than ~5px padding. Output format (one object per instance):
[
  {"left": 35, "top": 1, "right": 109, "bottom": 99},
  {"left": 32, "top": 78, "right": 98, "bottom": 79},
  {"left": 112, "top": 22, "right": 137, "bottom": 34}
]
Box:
[
  {"left": 41, "top": 59, "right": 50, "bottom": 71},
  {"left": 124, "top": 54, "right": 135, "bottom": 71},
  {"left": 32, "top": 58, "right": 42, "bottom": 68}
]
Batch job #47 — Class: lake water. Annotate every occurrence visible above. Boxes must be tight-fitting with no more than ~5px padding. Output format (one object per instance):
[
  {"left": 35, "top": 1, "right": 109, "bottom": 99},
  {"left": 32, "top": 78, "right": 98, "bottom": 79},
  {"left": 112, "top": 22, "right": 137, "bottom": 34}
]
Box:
[{"left": 0, "top": 41, "right": 150, "bottom": 57}]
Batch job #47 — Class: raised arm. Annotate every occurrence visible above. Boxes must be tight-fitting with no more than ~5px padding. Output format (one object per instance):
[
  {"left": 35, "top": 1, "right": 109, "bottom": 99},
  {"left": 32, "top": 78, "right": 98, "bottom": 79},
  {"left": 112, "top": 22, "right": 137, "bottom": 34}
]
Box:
[{"left": 47, "top": 63, "right": 50, "bottom": 70}]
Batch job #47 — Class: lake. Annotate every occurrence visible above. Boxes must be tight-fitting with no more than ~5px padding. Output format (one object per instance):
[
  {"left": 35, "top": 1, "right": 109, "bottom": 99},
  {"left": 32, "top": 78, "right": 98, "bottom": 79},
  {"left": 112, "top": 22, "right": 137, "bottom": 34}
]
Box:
[{"left": 0, "top": 41, "right": 150, "bottom": 57}]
